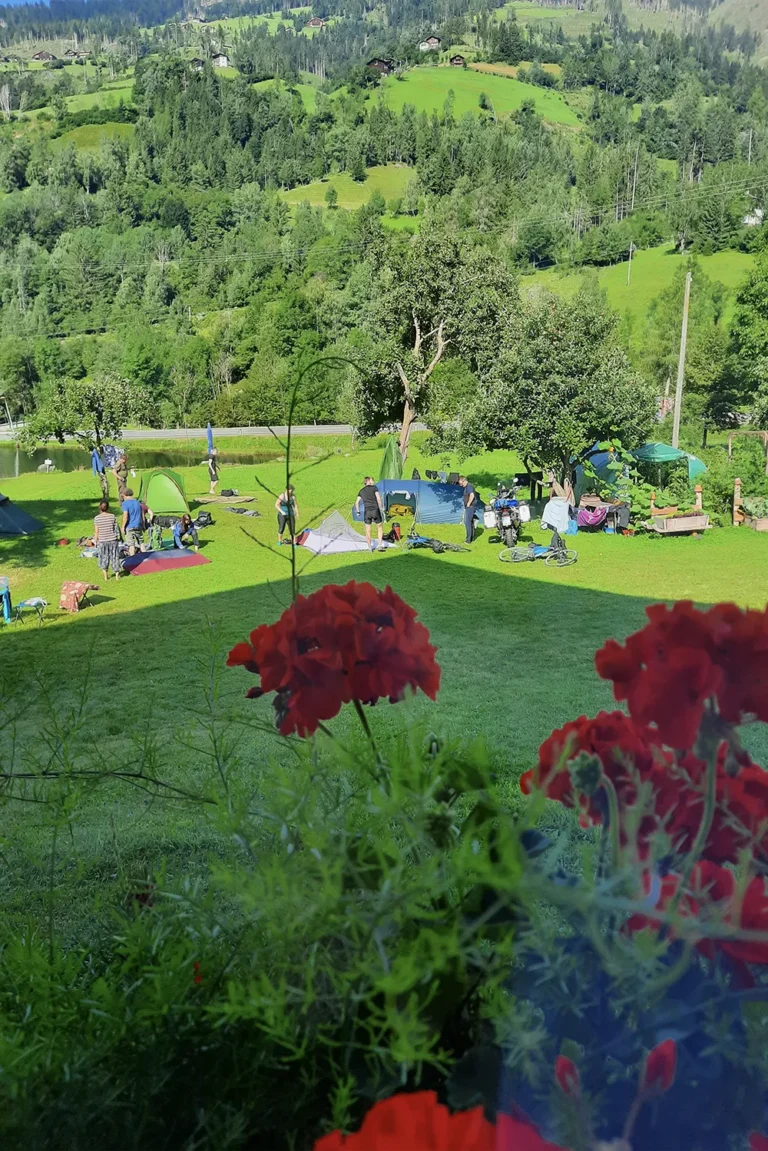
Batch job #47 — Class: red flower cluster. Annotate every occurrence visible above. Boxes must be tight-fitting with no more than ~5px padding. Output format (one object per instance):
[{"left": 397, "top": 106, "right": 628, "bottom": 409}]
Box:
[
  {"left": 628, "top": 861, "right": 768, "bottom": 967},
  {"left": 227, "top": 581, "right": 440, "bottom": 737},
  {"left": 313, "top": 1092, "right": 569, "bottom": 1151},
  {"left": 595, "top": 601, "right": 768, "bottom": 749},
  {"left": 519, "top": 712, "right": 768, "bottom": 865}
]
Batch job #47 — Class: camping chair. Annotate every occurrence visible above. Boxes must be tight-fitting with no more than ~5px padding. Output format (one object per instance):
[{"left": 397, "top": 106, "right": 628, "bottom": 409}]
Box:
[
  {"left": 14, "top": 597, "right": 47, "bottom": 626},
  {"left": 438, "top": 471, "right": 447, "bottom": 483},
  {"left": 60, "top": 581, "right": 99, "bottom": 613},
  {"left": 447, "top": 472, "right": 459, "bottom": 485}
]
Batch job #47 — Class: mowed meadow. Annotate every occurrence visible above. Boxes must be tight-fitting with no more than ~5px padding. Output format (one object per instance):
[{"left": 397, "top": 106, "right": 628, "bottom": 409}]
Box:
[{"left": 2, "top": 436, "right": 768, "bottom": 936}]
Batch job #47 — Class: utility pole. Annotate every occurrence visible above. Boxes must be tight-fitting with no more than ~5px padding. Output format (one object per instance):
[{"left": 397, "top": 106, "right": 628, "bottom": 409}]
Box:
[
  {"left": 672, "top": 271, "right": 692, "bottom": 450},
  {"left": 749, "top": 127, "right": 753, "bottom": 166},
  {"left": 627, "top": 241, "right": 634, "bottom": 286}
]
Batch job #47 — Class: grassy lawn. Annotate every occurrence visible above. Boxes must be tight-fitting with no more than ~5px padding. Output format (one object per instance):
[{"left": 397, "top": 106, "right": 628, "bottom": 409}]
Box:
[
  {"left": 2, "top": 437, "right": 768, "bottom": 937},
  {"left": 282, "top": 164, "right": 413, "bottom": 208},
  {"left": 526, "top": 244, "right": 755, "bottom": 328},
  {"left": 380, "top": 66, "right": 580, "bottom": 125},
  {"left": 50, "top": 122, "right": 135, "bottom": 151},
  {"left": 470, "top": 60, "right": 562, "bottom": 78}
]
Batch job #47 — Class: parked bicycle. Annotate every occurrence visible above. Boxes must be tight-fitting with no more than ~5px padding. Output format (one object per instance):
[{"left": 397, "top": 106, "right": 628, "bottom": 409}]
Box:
[{"left": 499, "top": 530, "right": 577, "bottom": 567}]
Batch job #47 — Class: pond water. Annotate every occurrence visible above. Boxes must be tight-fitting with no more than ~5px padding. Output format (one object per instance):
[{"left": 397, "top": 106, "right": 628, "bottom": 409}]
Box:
[{"left": 0, "top": 446, "right": 279, "bottom": 480}]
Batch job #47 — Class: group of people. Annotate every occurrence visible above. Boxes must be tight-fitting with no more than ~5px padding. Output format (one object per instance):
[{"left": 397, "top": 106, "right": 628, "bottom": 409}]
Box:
[
  {"left": 274, "top": 475, "right": 480, "bottom": 551},
  {"left": 92, "top": 489, "right": 200, "bottom": 580}
]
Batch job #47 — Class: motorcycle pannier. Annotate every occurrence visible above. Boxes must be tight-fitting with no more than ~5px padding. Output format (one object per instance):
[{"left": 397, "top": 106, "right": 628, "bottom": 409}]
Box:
[
  {"left": 483, "top": 507, "right": 496, "bottom": 529},
  {"left": 519, "top": 505, "right": 531, "bottom": 523}
]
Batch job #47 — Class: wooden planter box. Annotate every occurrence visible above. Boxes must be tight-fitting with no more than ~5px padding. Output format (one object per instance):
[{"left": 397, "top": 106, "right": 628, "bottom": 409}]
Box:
[
  {"left": 746, "top": 516, "right": 768, "bottom": 532},
  {"left": 650, "top": 514, "right": 710, "bottom": 535}
]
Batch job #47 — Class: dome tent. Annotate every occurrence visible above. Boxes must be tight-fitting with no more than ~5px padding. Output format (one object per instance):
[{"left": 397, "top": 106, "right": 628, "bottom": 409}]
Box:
[
  {"left": 352, "top": 478, "right": 473, "bottom": 527},
  {"left": 139, "top": 469, "right": 189, "bottom": 516},
  {"left": 0, "top": 492, "right": 44, "bottom": 536}
]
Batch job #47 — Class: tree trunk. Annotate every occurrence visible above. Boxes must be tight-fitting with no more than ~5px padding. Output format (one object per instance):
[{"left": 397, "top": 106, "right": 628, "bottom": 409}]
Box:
[{"left": 399, "top": 396, "right": 417, "bottom": 464}]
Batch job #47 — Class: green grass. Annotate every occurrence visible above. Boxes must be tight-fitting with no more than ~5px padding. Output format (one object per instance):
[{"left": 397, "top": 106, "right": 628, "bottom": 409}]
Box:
[
  {"left": 253, "top": 78, "right": 318, "bottom": 110},
  {"left": 526, "top": 244, "right": 755, "bottom": 327},
  {"left": 49, "top": 122, "right": 135, "bottom": 151},
  {"left": 282, "top": 164, "right": 413, "bottom": 208},
  {"left": 379, "top": 66, "right": 581, "bottom": 126},
  {"left": 2, "top": 437, "right": 768, "bottom": 935},
  {"left": 65, "top": 80, "right": 134, "bottom": 113}
]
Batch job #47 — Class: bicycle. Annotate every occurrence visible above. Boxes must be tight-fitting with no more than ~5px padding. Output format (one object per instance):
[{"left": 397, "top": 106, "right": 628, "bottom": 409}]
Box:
[{"left": 499, "top": 530, "right": 577, "bottom": 567}]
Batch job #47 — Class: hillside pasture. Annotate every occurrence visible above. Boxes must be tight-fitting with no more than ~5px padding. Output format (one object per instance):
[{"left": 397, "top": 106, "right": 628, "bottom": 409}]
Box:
[
  {"left": 282, "top": 164, "right": 413, "bottom": 209},
  {"left": 49, "top": 121, "right": 135, "bottom": 151},
  {"left": 526, "top": 244, "right": 755, "bottom": 330},
  {"left": 379, "top": 65, "right": 580, "bottom": 125}
]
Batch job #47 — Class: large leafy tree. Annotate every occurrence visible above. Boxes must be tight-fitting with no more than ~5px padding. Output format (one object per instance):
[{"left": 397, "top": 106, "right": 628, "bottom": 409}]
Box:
[
  {"left": 353, "top": 228, "right": 520, "bottom": 462},
  {"left": 456, "top": 288, "right": 656, "bottom": 479},
  {"left": 22, "top": 374, "right": 156, "bottom": 497}
]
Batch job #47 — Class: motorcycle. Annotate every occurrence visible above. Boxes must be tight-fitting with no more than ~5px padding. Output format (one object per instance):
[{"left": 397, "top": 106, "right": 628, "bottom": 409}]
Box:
[{"left": 483, "top": 481, "right": 531, "bottom": 548}]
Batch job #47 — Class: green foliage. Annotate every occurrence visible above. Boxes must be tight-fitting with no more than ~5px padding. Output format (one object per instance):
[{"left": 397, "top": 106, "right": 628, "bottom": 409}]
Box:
[
  {"left": 21, "top": 373, "right": 156, "bottom": 453},
  {"left": 457, "top": 288, "right": 656, "bottom": 476}
]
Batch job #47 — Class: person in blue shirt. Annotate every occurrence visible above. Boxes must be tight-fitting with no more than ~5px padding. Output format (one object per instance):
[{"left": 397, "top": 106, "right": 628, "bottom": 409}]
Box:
[
  {"left": 121, "top": 488, "right": 145, "bottom": 555},
  {"left": 172, "top": 513, "right": 199, "bottom": 552}
]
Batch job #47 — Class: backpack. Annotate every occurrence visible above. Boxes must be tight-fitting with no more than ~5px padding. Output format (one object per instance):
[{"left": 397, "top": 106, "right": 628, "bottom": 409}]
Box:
[
  {"left": 384, "top": 522, "right": 401, "bottom": 543},
  {"left": 195, "top": 511, "right": 213, "bottom": 527}
]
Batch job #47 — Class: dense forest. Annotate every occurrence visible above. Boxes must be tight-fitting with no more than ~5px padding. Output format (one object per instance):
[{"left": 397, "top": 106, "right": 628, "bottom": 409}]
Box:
[{"left": 0, "top": 0, "right": 767, "bottom": 451}]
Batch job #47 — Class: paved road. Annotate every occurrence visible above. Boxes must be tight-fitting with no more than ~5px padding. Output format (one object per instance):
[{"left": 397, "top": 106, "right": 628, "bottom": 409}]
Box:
[{"left": 0, "top": 424, "right": 427, "bottom": 442}]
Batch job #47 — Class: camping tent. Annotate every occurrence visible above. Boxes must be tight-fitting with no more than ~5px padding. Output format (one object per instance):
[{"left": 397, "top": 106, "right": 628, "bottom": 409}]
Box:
[
  {"left": 352, "top": 478, "right": 471, "bottom": 526},
  {"left": 0, "top": 492, "right": 44, "bottom": 536},
  {"left": 299, "top": 511, "right": 382, "bottom": 554},
  {"left": 632, "top": 442, "right": 707, "bottom": 481},
  {"left": 139, "top": 468, "right": 189, "bottom": 516},
  {"left": 379, "top": 436, "right": 403, "bottom": 481}
]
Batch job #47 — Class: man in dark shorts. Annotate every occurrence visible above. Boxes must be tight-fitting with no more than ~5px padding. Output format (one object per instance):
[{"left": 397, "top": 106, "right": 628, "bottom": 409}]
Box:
[
  {"left": 355, "top": 476, "right": 386, "bottom": 552},
  {"left": 458, "top": 475, "right": 477, "bottom": 544}
]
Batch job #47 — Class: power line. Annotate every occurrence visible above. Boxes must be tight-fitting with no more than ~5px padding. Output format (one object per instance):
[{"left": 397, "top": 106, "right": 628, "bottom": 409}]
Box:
[{"left": 4, "top": 169, "right": 766, "bottom": 340}]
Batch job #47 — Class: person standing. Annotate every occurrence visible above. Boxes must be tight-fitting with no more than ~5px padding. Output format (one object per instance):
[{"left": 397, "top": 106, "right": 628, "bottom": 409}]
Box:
[
  {"left": 121, "top": 487, "right": 145, "bottom": 555},
  {"left": 207, "top": 448, "right": 219, "bottom": 496},
  {"left": 275, "top": 485, "right": 299, "bottom": 545},
  {"left": 458, "top": 475, "right": 477, "bottom": 544},
  {"left": 112, "top": 450, "right": 129, "bottom": 503},
  {"left": 93, "top": 499, "right": 122, "bottom": 580},
  {"left": 355, "top": 476, "right": 386, "bottom": 552}
]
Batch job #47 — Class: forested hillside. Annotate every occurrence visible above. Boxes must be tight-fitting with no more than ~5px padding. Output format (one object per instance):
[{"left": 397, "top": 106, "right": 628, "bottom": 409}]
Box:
[{"left": 0, "top": 0, "right": 767, "bottom": 445}]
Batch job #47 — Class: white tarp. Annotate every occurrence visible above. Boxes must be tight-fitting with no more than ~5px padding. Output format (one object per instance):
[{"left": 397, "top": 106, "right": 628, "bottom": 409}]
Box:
[{"left": 541, "top": 497, "right": 570, "bottom": 534}]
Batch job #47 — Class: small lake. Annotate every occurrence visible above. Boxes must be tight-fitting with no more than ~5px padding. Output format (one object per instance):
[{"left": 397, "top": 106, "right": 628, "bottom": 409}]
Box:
[{"left": 0, "top": 446, "right": 279, "bottom": 480}]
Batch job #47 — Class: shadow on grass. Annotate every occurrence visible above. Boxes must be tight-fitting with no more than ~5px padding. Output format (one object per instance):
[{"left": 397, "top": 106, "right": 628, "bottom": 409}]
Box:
[{"left": 0, "top": 497, "right": 103, "bottom": 572}]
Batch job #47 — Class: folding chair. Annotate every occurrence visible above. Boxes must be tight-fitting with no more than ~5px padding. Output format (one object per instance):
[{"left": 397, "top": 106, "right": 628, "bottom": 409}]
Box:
[{"left": 14, "top": 598, "right": 47, "bottom": 626}]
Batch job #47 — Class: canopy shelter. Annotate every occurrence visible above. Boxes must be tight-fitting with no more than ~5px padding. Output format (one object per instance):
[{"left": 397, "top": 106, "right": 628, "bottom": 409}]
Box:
[
  {"left": 298, "top": 511, "right": 376, "bottom": 554},
  {"left": 352, "top": 478, "right": 470, "bottom": 526},
  {"left": 0, "top": 492, "right": 44, "bottom": 536},
  {"left": 575, "top": 442, "right": 706, "bottom": 498},
  {"left": 139, "top": 468, "right": 189, "bottom": 516},
  {"left": 632, "top": 442, "right": 706, "bottom": 482}
]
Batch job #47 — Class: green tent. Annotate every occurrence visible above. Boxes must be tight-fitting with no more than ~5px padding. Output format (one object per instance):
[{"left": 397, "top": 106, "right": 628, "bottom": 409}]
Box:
[
  {"left": 632, "top": 442, "right": 707, "bottom": 482},
  {"left": 139, "top": 468, "right": 189, "bottom": 515},
  {"left": 379, "top": 435, "right": 403, "bottom": 481}
]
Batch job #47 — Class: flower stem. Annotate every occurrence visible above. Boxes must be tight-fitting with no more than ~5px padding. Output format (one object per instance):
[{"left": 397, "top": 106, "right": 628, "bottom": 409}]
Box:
[
  {"left": 353, "top": 699, "right": 378, "bottom": 756},
  {"left": 601, "top": 773, "right": 621, "bottom": 874},
  {"left": 668, "top": 736, "right": 718, "bottom": 914}
]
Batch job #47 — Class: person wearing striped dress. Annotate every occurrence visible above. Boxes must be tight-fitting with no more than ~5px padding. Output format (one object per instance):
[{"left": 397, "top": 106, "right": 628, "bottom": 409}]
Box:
[{"left": 93, "top": 500, "right": 122, "bottom": 580}]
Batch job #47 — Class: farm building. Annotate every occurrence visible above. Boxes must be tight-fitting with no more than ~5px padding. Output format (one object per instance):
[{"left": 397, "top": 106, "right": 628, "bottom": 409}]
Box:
[
  {"left": 450, "top": 54, "right": 466, "bottom": 66},
  {"left": 305, "top": 17, "right": 326, "bottom": 28},
  {"left": 366, "top": 57, "right": 392, "bottom": 75},
  {"left": 418, "top": 35, "right": 441, "bottom": 51},
  {"left": 211, "top": 52, "right": 230, "bottom": 68},
  {"left": 31, "top": 50, "right": 57, "bottom": 62}
]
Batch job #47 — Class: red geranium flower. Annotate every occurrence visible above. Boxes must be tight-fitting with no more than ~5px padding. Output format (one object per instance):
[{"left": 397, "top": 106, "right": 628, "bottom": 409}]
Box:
[
  {"left": 554, "top": 1055, "right": 580, "bottom": 1098},
  {"left": 313, "top": 1092, "right": 570, "bottom": 1151},
  {"left": 640, "top": 1039, "right": 677, "bottom": 1095},
  {"left": 750, "top": 1134, "right": 768, "bottom": 1151},
  {"left": 595, "top": 602, "right": 768, "bottom": 749},
  {"left": 228, "top": 582, "right": 440, "bottom": 736}
]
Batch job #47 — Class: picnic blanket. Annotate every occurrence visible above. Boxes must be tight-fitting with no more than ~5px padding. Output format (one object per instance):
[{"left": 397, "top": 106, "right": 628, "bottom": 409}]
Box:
[
  {"left": 122, "top": 549, "right": 210, "bottom": 576},
  {"left": 60, "top": 581, "right": 99, "bottom": 613}
]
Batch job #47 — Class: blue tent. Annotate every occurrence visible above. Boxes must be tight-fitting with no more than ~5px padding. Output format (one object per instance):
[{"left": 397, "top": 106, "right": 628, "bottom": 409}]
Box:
[{"left": 352, "top": 478, "right": 474, "bottom": 526}]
